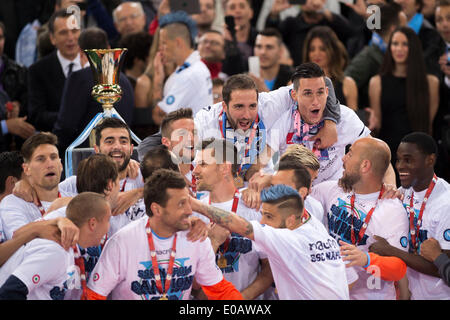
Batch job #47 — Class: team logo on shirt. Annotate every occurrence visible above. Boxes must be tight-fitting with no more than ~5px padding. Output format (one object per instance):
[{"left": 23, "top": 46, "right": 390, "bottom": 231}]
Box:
[
  {"left": 131, "top": 257, "right": 194, "bottom": 300},
  {"left": 444, "top": 229, "right": 450, "bottom": 242},
  {"left": 93, "top": 273, "right": 100, "bottom": 282},
  {"left": 32, "top": 274, "right": 40, "bottom": 284},
  {"left": 166, "top": 95, "right": 175, "bottom": 105},
  {"left": 327, "top": 198, "right": 369, "bottom": 246},
  {"left": 400, "top": 236, "right": 408, "bottom": 248}
]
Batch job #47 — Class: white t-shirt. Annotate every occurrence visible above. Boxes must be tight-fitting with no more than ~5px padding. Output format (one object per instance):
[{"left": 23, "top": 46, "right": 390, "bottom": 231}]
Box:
[
  {"left": 250, "top": 214, "right": 350, "bottom": 300},
  {"left": 0, "top": 189, "right": 71, "bottom": 240},
  {"left": 87, "top": 216, "right": 223, "bottom": 300},
  {"left": 198, "top": 193, "right": 266, "bottom": 298},
  {"left": 43, "top": 207, "right": 110, "bottom": 281},
  {"left": 59, "top": 171, "right": 145, "bottom": 197},
  {"left": 271, "top": 104, "right": 370, "bottom": 186},
  {"left": 194, "top": 103, "right": 276, "bottom": 180},
  {"left": 311, "top": 181, "right": 409, "bottom": 300},
  {"left": 399, "top": 178, "right": 450, "bottom": 300},
  {"left": 305, "top": 195, "right": 325, "bottom": 224},
  {"left": 58, "top": 172, "right": 146, "bottom": 232},
  {"left": 159, "top": 51, "right": 212, "bottom": 115},
  {"left": 0, "top": 238, "right": 82, "bottom": 300}
]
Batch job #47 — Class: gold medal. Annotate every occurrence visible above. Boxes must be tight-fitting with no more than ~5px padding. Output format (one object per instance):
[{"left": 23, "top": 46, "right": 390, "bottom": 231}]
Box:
[
  {"left": 217, "top": 255, "right": 228, "bottom": 269},
  {"left": 159, "top": 294, "right": 168, "bottom": 300},
  {"left": 234, "top": 175, "right": 244, "bottom": 189}
]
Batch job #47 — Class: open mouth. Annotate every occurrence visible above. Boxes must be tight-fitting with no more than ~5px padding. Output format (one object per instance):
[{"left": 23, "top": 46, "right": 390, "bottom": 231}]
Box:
[
  {"left": 45, "top": 172, "right": 56, "bottom": 178},
  {"left": 109, "top": 152, "right": 125, "bottom": 161},
  {"left": 238, "top": 120, "right": 251, "bottom": 129},
  {"left": 310, "top": 108, "right": 320, "bottom": 116},
  {"left": 398, "top": 172, "right": 410, "bottom": 179}
]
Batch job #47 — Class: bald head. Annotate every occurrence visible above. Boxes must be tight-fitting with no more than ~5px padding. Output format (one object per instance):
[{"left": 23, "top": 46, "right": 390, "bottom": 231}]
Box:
[{"left": 355, "top": 137, "right": 391, "bottom": 179}]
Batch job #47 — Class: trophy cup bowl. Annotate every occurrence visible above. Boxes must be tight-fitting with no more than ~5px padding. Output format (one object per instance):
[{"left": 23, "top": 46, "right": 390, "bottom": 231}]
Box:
[
  {"left": 65, "top": 47, "right": 141, "bottom": 177},
  {"left": 84, "top": 48, "right": 128, "bottom": 114}
]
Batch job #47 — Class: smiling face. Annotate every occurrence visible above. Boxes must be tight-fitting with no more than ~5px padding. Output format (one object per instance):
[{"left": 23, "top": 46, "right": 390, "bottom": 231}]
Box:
[
  {"left": 23, "top": 144, "right": 63, "bottom": 191},
  {"left": 164, "top": 118, "right": 196, "bottom": 163},
  {"left": 291, "top": 77, "right": 328, "bottom": 125},
  {"left": 94, "top": 127, "right": 133, "bottom": 172},
  {"left": 223, "top": 89, "right": 258, "bottom": 131},
  {"left": 395, "top": 142, "right": 433, "bottom": 190},
  {"left": 192, "top": 147, "right": 224, "bottom": 191},
  {"left": 198, "top": 31, "right": 225, "bottom": 62},
  {"left": 159, "top": 188, "right": 193, "bottom": 232}
]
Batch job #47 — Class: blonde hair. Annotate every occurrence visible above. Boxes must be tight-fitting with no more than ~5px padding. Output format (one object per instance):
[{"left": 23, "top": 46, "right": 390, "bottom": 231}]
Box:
[{"left": 281, "top": 144, "right": 320, "bottom": 172}]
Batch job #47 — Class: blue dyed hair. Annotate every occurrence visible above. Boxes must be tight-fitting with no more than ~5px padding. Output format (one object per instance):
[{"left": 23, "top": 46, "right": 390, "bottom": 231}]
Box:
[
  {"left": 261, "top": 184, "right": 304, "bottom": 216},
  {"left": 261, "top": 184, "right": 301, "bottom": 203},
  {"left": 159, "top": 11, "right": 197, "bottom": 47}
]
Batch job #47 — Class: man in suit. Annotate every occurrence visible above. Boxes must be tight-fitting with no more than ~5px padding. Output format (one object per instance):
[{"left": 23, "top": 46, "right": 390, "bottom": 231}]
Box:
[
  {"left": 27, "top": 9, "right": 82, "bottom": 133},
  {"left": 52, "top": 27, "right": 134, "bottom": 170}
]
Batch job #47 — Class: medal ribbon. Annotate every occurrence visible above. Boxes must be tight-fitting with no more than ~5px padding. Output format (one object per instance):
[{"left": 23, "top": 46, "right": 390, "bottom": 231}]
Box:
[
  {"left": 409, "top": 174, "right": 437, "bottom": 252},
  {"left": 36, "top": 192, "right": 61, "bottom": 216},
  {"left": 146, "top": 220, "right": 177, "bottom": 299},
  {"left": 120, "top": 179, "right": 127, "bottom": 192},
  {"left": 219, "top": 109, "right": 259, "bottom": 179},
  {"left": 349, "top": 187, "right": 384, "bottom": 245},
  {"left": 73, "top": 245, "right": 88, "bottom": 300},
  {"left": 210, "top": 190, "right": 240, "bottom": 254}
]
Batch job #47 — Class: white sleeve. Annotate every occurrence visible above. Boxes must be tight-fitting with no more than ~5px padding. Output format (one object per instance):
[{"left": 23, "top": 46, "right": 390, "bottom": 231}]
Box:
[
  {"left": 250, "top": 220, "right": 284, "bottom": 260},
  {"left": 258, "top": 86, "right": 294, "bottom": 130},
  {"left": 431, "top": 198, "right": 450, "bottom": 250},
  {"left": 87, "top": 236, "right": 123, "bottom": 297},
  {"left": 192, "top": 238, "right": 224, "bottom": 286},
  {"left": 265, "top": 111, "right": 290, "bottom": 155},
  {"left": 194, "top": 103, "right": 222, "bottom": 143},
  {"left": 13, "top": 242, "right": 66, "bottom": 294},
  {"left": 345, "top": 266, "right": 359, "bottom": 285},
  {"left": 310, "top": 181, "right": 336, "bottom": 214},
  {"left": 158, "top": 77, "right": 196, "bottom": 114},
  {"left": 379, "top": 200, "right": 410, "bottom": 251},
  {"left": 0, "top": 201, "right": 31, "bottom": 241},
  {"left": 339, "top": 107, "right": 371, "bottom": 145},
  {"left": 58, "top": 176, "right": 78, "bottom": 197}
]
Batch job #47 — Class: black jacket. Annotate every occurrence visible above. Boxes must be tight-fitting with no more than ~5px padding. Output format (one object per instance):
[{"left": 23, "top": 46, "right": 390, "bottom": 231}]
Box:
[{"left": 27, "top": 50, "right": 66, "bottom": 132}]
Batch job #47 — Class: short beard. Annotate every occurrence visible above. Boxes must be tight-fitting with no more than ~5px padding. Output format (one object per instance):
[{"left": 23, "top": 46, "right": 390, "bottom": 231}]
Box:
[
  {"left": 118, "top": 155, "right": 131, "bottom": 173},
  {"left": 338, "top": 171, "right": 361, "bottom": 193}
]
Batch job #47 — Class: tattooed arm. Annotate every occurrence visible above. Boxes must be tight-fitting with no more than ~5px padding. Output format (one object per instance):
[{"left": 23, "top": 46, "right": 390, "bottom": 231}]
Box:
[{"left": 190, "top": 197, "right": 255, "bottom": 241}]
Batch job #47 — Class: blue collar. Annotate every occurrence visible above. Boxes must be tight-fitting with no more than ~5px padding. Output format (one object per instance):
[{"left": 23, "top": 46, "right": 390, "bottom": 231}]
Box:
[
  {"left": 369, "top": 32, "right": 387, "bottom": 53},
  {"left": 408, "top": 13, "right": 424, "bottom": 34}
]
